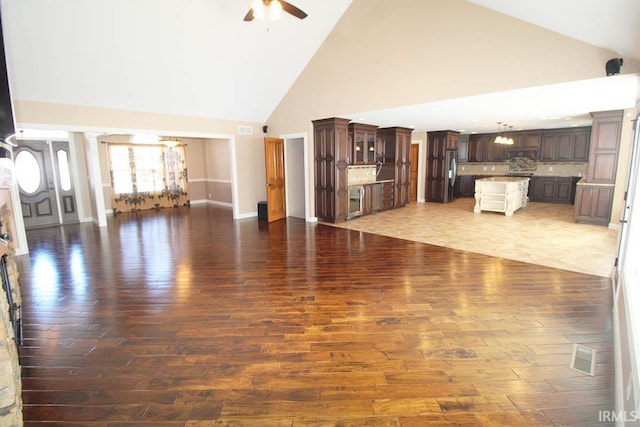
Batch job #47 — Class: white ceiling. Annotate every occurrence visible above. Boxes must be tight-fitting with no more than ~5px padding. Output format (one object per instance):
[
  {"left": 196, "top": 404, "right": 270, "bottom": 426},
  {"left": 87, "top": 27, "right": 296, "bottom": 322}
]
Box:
[
  {"left": 2, "top": 0, "right": 353, "bottom": 124},
  {"left": 2, "top": 0, "right": 639, "bottom": 135}
]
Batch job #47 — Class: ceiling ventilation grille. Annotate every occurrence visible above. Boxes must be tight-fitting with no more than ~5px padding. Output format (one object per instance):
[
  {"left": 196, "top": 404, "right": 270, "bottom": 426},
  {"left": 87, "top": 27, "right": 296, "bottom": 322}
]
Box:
[{"left": 238, "top": 125, "right": 253, "bottom": 135}]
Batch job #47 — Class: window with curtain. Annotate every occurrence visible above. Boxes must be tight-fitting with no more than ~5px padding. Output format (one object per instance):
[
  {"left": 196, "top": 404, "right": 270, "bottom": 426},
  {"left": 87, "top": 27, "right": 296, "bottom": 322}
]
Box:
[{"left": 107, "top": 143, "right": 190, "bottom": 214}]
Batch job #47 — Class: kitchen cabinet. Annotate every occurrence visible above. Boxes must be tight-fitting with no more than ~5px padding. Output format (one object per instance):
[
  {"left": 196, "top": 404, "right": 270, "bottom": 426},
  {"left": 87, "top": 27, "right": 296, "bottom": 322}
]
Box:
[
  {"left": 349, "top": 123, "right": 378, "bottom": 165},
  {"left": 382, "top": 181, "right": 394, "bottom": 210},
  {"left": 539, "top": 127, "right": 591, "bottom": 162},
  {"left": 585, "top": 110, "right": 623, "bottom": 184},
  {"left": 513, "top": 131, "right": 542, "bottom": 149},
  {"left": 574, "top": 183, "right": 614, "bottom": 226},
  {"left": 529, "top": 176, "right": 578, "bottom": 204},
  {"left": 312, "top": 117, "right": 351, "bottom": 223},
  {"left": 378, "top": 127, "right": 413, "bottom": 208},
  {"left": 467, "top": 127, "right": 592, "bottom": 162},
  {"left": 458, "top": 134, "right": 469, "bottom": 163},
  {"left": 468, "top": 134, "right": 503, "bottom": 162},
  {"left": 572, "top": 110, "right": 623, "bottom": 225},
  {"left": 456, "top": 175, "right": 475, "bottom": 198},
  {"left": 425, "top": 131, "right": 459, "bottom": 203},
  {"left": 503, "top": 132, "right": 541, "bottom": 160}
]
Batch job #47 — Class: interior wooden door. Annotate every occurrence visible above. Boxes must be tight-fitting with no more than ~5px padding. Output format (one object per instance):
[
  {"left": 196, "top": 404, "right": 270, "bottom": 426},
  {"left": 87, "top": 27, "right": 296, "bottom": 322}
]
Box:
[
  {"left": 264, "top": 137, "right": 286, "bottom": 222},
  {"left": 410, "top": 143, "right": 419, "bottom": 202}
]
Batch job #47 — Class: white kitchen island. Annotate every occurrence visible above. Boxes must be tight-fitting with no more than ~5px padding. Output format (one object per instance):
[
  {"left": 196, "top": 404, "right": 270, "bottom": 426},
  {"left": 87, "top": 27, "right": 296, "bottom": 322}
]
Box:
[{"left": 474, "top": 177, "right": 530, "bottom": 216}]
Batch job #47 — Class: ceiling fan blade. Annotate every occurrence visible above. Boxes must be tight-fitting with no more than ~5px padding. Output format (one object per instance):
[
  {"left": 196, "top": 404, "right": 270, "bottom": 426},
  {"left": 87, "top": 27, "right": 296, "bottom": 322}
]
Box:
[
  {"left": 243, "top": 8, "right": 255, "bottom": 21},
  {"left": 280, "top": 0, "right": 308, "bottom": 19}
]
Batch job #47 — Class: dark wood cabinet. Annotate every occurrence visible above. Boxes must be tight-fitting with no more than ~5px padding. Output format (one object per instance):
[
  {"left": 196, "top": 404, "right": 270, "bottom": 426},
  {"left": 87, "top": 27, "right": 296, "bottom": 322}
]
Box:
[
  {"left": 529, "top": 176, "right": 578, "bottom": 204},
  {"left": 312, "top": 117, "right": 351, "bottom": 223},
  {"left": 468, "top": 134, "right": 506, "bottom": 162},
  {"left": 539, "top": 127, "right": 591, "bottom": 162},
  {"left": 446, "top": 132, "right": 459, "bottom": 150},
  {"left": 382, "top": 181, "right": 394, "bottom": 210},
  {"left": 573, "top": 110, "right": 623, "bottom": 225},
  {"left": 466, "top": 127, "right": 591, "bottom": 162},
  {"left": 378, "top": 127, "right": 413, "bottom": 208},
  {"left": 515, "top": 131, "right": 542, "bottom": 149},
  {"left": 457, "top": 175, "right": 475, "bottom": 198},
  {"left": 574, "top": 184, "right": 614, "bottom": 225},
  {"left": 425, "top": 131, "right": 459, "bottom": 203},
  {"left": 503, "top": 131, "right": 541, "bottom": 160},
  {"left": 585, "top": 111, "right": 623, "bottom": 184},
  {"left": 458, "top": 134, "right": 469, "bottom": 163},
  {"left": 349, "top": 123, "right": 378, "bottom": 165}
]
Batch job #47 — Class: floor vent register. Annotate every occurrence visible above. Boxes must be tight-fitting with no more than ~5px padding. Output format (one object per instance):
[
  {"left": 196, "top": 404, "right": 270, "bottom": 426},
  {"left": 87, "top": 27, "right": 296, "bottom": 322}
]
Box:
[{"left": 569, "top": 344, "right": 596, "bottom": 376}]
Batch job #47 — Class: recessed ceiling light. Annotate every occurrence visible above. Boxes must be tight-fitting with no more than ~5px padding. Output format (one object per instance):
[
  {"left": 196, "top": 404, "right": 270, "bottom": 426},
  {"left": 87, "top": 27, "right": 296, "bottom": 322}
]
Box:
[
  {"left": 564, "top": 117, "right": 573, "bottom": 121},
  {"left": 471, "top": 131, "right": 477, "bottom": 134},
  {"left": 571, "top": 124, "right": 578, "bottom": 127},
  {"left": 458, "top": 129, "right": 465, "bottom": 132}
]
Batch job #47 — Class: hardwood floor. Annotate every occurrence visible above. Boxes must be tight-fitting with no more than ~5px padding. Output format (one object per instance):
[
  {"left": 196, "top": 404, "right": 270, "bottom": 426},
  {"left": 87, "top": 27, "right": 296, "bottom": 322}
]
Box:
[{"left": 16, "top": 205, "right": 614, "bottom": 426}]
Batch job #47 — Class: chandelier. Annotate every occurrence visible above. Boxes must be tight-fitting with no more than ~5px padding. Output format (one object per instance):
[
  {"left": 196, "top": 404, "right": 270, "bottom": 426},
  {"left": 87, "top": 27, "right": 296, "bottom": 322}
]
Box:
[
  {"left": 160, "top": 137, "right": 181, "bottom": 149},
  {"left": 493, "top": 122, "right": 514, "bottom": 145}
]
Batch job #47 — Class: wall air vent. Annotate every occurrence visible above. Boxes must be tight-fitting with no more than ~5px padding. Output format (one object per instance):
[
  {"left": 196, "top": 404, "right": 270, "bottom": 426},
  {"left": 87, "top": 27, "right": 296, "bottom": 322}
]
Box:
[{"left": 238, "top": 126, "right": 253, "bottom": 136}]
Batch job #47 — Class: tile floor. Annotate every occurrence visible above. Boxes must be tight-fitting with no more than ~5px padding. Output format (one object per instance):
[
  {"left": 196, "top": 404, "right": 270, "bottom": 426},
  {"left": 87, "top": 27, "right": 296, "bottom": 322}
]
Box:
[{"left": 328, "top": 198, "right": 618, "bottom": 278}]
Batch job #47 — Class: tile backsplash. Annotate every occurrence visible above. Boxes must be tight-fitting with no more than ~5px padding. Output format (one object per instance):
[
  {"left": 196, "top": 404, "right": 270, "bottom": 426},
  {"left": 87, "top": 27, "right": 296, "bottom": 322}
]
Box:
[
  {"left": 347, "top": 165, "right": 377, "bottom": 185},
  {"left": 458, "top": 162, "right": 587, "bottom": 177}
]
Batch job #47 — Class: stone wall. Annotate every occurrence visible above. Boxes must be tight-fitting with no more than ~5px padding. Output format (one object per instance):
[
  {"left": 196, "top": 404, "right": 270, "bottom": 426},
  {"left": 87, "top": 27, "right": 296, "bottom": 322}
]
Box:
[{"left": 0, "top": 188, "right": 23, "bottom": 427}]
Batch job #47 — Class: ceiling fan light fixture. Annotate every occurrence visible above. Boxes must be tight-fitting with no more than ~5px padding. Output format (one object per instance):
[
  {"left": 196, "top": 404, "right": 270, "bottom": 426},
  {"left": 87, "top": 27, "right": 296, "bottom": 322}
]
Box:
[
  {"left": 270, "top": 0, "right": 283, "bottom": 20},
  {"left": 251, "top": 0, "right": 264, "bottom": 20}
]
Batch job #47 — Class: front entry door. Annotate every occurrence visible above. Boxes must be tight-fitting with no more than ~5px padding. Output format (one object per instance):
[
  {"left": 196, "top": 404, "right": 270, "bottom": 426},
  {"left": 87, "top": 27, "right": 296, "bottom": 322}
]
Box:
[
  {"left": 264, "top": 137, "right": 286, "bottom": 222},
  {"left": 14, "top": 140, "right": 78, "bottom": 228}
]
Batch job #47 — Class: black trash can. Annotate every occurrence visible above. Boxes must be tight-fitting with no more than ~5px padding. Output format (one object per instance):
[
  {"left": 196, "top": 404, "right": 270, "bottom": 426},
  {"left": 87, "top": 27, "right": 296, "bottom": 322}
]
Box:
[{"left": 257, "top": 201, "right": 267, "bottom": 219}]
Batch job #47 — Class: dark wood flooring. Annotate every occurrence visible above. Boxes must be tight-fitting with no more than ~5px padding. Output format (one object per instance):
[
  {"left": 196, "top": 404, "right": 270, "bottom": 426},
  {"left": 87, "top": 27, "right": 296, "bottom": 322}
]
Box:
[{"left": 16, "top": 205, "right": 614, "bottom": 426}]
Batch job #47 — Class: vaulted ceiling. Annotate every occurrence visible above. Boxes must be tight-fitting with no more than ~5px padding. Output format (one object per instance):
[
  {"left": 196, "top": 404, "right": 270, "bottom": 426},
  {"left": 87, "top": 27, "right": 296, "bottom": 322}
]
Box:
[{"left": 2, "top": 0, "right": 639, "bottom": 134}]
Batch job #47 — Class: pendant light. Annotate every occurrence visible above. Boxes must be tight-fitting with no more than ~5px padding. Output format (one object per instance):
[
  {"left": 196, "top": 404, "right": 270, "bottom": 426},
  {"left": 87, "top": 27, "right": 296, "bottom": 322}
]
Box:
[
  {"left": 493, "top": 122, "right": 505, "bottom": 144},
  {"left": 506, "top": 125, "right": 515, "bottom": 145}
]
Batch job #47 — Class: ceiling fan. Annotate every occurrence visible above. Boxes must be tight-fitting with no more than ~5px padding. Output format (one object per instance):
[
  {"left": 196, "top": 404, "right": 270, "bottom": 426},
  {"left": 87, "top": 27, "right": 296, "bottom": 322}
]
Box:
[{"left": 243, "top": 0, "right": 308, "bottom": 22}]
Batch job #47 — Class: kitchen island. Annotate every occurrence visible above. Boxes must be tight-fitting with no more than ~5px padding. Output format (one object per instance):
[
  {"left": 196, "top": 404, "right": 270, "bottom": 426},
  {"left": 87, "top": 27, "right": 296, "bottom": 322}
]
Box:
[{"left": 474, "top": 176, "right": 530, "bottom": 216}]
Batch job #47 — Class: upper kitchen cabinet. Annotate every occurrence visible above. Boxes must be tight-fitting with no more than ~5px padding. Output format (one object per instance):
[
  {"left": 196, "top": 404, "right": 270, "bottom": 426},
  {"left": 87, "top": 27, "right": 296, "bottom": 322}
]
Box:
[
  {"left": 312, "top": 117, "right": 351, "bottom": 223},
  {"left": 458, "top": 134, "right": 469, "bottom": 163},
  {"left": 585, "top": 111, "right": 623, "bottom": 183},
  {"left": 468, "top": 134, "right": 501, "bottom": 162},
  {"left": 349, "top": 123, "right": 378, "bottom": 165},
  {"left": 539, "top": 127, "right": 591, "bottom": 162},
  {"left": 378, "top": 127, "right": 413, "bottom": 207},
  {"left": 503, "top": 131, "right": 541, "bottom": 160}
]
